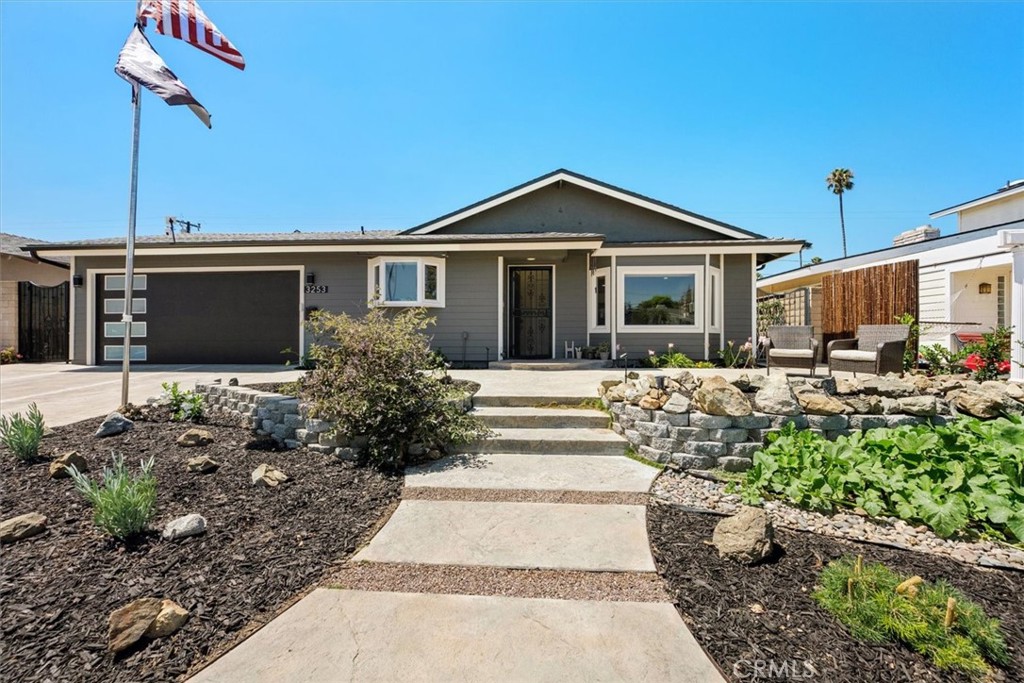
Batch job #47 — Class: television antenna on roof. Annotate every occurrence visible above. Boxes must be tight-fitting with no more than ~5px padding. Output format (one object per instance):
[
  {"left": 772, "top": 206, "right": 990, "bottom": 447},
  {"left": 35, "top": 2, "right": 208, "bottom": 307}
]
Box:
[{"left": 165, "top": 216, "right": 201, "bottom": 242}]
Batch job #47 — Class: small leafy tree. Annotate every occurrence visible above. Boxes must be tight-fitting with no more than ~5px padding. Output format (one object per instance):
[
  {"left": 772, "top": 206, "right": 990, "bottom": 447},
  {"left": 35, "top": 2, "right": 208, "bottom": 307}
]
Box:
[
  {"left": 756, "top": 297, "right": 786, "bottom": 337},
  {"left": 161, "top": 381, "right": 206, "bottom": 422},
  {"left": 68, "top": 453, "right": 157, "bottom": 541},
  {"left": 303, "top": 307, "right": 490, "bottom": 470},
  {"left": 0, "top": 403, "right": 46, "bottom": 461}
]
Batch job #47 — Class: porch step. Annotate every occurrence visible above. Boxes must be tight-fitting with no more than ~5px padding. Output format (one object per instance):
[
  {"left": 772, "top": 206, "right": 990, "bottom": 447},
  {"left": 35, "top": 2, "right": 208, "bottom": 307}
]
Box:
[
  {"left": 456, "top": 427, "right": 627, "bottom": 456},
  {"left": 472, "top": 406, "right": 610, "bottom": 429},
  {"left": 473, "top": 395, "right": 595, "bottom": 408},
  {"left": 488, "top": 359, "right": 611, "bottom": 371},
  {"left": 405, "top": 454, "right": 658, "bottom": 492}
]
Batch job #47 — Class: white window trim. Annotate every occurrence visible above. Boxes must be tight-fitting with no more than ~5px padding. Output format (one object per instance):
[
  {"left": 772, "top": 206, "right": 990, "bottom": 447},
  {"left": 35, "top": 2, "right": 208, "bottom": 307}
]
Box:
[
  {"left": 588, "top": 267, "right": 610, "bottom": 332},
  {"left": 708, "top": 266, "right": 721, "bottom": 333},
  {"left": 367, "top": 256, "right": 446, "bottom": 308},
  {"left": 616, "top": 265, "right": 704, "bottom": 333}
]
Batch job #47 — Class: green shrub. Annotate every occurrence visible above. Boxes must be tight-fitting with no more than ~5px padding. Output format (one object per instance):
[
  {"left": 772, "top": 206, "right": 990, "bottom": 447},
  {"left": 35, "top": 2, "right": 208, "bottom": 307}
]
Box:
[
  {"left": 896, "top": 313, "right": 921, "bottom": 372},
  {"left": 740, "top": 418, "right": 1024, "bottom": 542},
  {"left": 640, "top": 349, "right": 696, "bottom": 368},
  {"left": 68, "top": 453, "right": 156, "bottom": 541},
  {"left": 0, "top": 403, "right": 46, "bottom": 461},
  {"left": 965, "top": 326, "right": 1012, "bottom": 382},
  {"left": 919, "top": 343, "right": 967, "bottom": 376},
  {"left": 302, "top": 307, "right": 491, "bottom": 470},
  {"left": 0, "top": 346, "right": 21, "bottom": 364},
  {"left": 815, "top": 556, "right": 1008, "bottom": 678},
  {"left": 161, "top": 381, "right": 206, "bottom": 422}
]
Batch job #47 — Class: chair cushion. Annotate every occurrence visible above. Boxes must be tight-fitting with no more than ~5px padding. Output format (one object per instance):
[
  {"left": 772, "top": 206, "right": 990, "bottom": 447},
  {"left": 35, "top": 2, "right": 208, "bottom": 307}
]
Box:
[
  {"left": 830, "top": 350, "right": 877, "bottom": 363},
  {"left": 769, "top": 348, "right": 814, "bottom": 359}
]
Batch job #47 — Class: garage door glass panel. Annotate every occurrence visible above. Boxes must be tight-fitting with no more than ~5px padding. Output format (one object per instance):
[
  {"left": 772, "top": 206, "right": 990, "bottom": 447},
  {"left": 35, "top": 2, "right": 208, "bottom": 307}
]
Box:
[
  {"left": 104, "top": 345, "right": 147, "bottom": 361},
  {"left": 104, "top": 298, "right": 147, "bottom": 314},
  {"left": 105, "top": 275, "right": 147, "bottom": 291},
  {"left": 104, "top": 322, "right": 147, "bottom": 338}
]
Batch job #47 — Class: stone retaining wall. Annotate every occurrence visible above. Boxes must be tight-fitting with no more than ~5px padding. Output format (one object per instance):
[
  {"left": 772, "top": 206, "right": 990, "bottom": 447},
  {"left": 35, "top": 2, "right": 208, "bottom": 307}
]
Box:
[
  {"left": 195, "top": 383, "right": 359, "bottom": 458},
  {"left": 600, "top": 371, "right": 1024, "bottom": 472}
]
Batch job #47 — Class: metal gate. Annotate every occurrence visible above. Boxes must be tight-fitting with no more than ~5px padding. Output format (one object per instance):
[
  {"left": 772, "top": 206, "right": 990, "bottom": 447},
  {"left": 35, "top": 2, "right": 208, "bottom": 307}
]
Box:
[{"left": 18, "top": 282, "right": 69, "bottom": 362}]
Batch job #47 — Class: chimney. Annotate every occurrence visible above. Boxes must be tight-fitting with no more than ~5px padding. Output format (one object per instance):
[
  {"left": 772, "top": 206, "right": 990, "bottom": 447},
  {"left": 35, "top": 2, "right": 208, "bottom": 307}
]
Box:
[{"left": 892, "top": 224, "right": 940, "bottom": 246}]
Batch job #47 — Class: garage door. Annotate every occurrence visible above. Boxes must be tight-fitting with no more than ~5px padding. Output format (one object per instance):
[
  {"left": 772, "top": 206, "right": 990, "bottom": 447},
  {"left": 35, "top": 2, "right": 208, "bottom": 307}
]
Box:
[{"left": 96, "top": 271, "right": 300, "bottom": 364}]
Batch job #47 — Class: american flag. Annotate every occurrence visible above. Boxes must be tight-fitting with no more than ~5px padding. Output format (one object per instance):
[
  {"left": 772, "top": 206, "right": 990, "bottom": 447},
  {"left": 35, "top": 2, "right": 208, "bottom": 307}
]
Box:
[{"left": 138, "top": 0, "right": 245, "bottom": 71}]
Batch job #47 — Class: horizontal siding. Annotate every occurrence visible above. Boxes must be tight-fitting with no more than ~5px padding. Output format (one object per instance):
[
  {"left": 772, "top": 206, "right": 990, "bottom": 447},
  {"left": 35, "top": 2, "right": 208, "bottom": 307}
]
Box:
[
  {"left": 555, "top": 252, "right": 588, "bottom": 356},
  {"left": 431, "top": 253, "right": 498, "bottom": 362},
  {"left": 435, "top": 183, "right": 729, "bottom": 242},
  {"left": 723, "top": 253, "right": 753, "bottom": 345},
  {"left": 918, "top": 266, "right": 949, "bottom": 347}
]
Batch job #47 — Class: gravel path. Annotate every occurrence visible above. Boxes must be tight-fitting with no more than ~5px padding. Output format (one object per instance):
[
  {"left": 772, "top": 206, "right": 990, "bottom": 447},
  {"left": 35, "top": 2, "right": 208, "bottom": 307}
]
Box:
[
  {"left": 331, "top": 562, "right": 670, "bottom": 602},
  {"left": 652, "top": 470, "right": 1024, "bottom": 571}
]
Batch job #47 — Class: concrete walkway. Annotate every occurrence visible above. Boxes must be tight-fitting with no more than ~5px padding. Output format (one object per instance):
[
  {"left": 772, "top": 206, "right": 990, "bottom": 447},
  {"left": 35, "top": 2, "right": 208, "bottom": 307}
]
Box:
[{"left": 188, "top": 398, "right": 726, "bottom": 682}]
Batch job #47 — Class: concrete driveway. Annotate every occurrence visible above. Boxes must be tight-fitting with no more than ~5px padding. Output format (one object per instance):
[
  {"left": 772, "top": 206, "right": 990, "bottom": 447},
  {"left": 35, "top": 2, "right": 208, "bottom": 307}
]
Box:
[{"left": 0, "top": 363, "right": 304, "bottom": 427}]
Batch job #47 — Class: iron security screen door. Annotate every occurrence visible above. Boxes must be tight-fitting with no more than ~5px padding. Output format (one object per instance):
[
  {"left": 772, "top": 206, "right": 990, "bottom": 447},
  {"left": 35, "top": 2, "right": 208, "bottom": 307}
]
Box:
[{"left": 509, "top": 266, "right": 552, "bottom": 359}]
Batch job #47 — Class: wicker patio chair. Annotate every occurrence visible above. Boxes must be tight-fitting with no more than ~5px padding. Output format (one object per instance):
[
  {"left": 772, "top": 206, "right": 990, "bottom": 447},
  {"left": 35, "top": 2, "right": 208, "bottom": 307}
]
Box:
[
  {"left": 766, "top": 326, "right": 819, "bottom": 375},
  {"left": 827, "top": 324, "right": 910, "bottom": 376}
]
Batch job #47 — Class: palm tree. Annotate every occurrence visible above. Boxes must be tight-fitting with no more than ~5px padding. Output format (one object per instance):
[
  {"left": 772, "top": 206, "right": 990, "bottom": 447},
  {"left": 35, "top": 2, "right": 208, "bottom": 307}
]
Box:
[{"left": 826, "top": 168, "right": 855, "bottom": 257}]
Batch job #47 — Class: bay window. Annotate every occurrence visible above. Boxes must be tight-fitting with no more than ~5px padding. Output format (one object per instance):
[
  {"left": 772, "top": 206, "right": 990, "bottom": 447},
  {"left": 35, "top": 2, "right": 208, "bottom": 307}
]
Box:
[{"left": 367, "top": 257, "right": 445, "bottom": 307}]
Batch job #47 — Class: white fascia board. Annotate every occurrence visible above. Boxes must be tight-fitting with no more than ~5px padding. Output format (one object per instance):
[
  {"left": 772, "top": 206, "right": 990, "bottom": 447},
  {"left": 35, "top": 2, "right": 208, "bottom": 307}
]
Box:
[
  {"left": 408, "top": 171, "right": 754, "bottom": 240},
  {"left": 33, "top": 240, "right": 604, "bottom": 258},
  {"left": 594, "top": 243, "right": 803, "bottom": 256},
  {"left": 998, "top": 230, "right": 1024, "bottom": 249},
  {"left": 930, "top": 184, "right": 1024, "bottom": 219}
]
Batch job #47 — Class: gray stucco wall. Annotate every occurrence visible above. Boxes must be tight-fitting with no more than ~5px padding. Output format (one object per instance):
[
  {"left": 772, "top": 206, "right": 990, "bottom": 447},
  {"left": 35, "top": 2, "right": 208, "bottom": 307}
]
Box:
[{"left": 430, "top": 183, "right": 730, "bottom": 243}]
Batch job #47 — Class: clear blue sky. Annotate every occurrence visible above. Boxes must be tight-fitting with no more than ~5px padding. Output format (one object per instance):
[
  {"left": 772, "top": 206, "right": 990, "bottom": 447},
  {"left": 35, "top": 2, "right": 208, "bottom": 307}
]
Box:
[{"left": 2, "top": 1, "right": 1022, "bottom": 273}]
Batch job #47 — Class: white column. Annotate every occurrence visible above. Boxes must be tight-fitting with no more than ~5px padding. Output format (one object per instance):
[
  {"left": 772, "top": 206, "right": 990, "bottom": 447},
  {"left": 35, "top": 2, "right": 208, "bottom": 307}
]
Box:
[
  {"left": 610, "top": 255, "right": 618, "bottom": 360},
  {"left": 703, "top": 253, "right": 710, "bottom": 361},
  {"left": 497, "top": 256, "right": 504, "bottom": 360},
  {"left": 1011, "top": 249, "right": 1024, "bottom": 383},
  {"left": 751, "top": 253, "right": 758, "bottom": 345}
]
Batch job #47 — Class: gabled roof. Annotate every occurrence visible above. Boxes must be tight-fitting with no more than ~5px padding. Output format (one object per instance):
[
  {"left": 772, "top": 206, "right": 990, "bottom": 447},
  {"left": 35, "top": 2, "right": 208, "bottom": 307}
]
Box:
[
  {"left": 930, "top": 181, "right": 1024, "bottom": 218},
  {"left": 403, "top": 169, "right": 765, "bottom": 240}
]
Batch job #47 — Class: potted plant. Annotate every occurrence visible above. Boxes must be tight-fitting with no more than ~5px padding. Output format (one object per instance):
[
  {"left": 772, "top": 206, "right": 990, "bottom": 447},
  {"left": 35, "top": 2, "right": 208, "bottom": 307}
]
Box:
[{"left": 597, "top": 342, "right": 610, "bottom": 360}]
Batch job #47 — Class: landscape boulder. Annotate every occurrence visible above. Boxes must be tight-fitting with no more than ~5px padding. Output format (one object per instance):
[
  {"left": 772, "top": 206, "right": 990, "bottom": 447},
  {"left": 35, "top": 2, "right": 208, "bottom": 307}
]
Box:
[
  {"left": 693, "top": 376, "right": 753, "bottom": 417},
  {"left": 95, "top": 412, "right": 133, "bottom": 438},
  {"left": 48, "top": 451, "right": 88, "bottom": 479},
  {"left": 662, "top": 393, "right": 691, "bottom": 414},
  {"left": 108, "top": 598, "right": 189, "bottom": 653},
  {"left": 0, "top": 512, "right": 47, "bottom": 544},
  {"left": 251, "top": 464, "right": 289, "bottom": 487},
  {"left": 950, "top": 386, "right": 1013, "bottom": 419},
  {"left": 161, "top": 513, "right": 207, "bottom": 541},
  {"left": 794, "top": 387, "right": 848, "bottom": 416},
  {"left": 176, "top": 428, "right": 214, "bottom": 447},
  {"left": 108, "top": 598, "right": 163, "bottom": 653},
  {"left": 752, "top": 375, "right": 801, "bottom": 416},
  {"left": 897, "top": 395, "right": 939, "bottom": 417},
  {"left": 186, "top": 456, "right": 220, "bottom": 473},
  {"left": 859, "top": 375, "right": 916, "bottom": 399},
  {"left": 712, "top": 506, "right": 775, "bottom": 564},
  {"left": 145, "top": 599, "right": 190, "bottom": 638}
]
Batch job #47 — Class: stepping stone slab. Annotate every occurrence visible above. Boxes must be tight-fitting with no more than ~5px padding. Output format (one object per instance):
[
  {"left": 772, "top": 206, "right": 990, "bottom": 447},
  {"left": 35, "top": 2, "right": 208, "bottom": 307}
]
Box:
[
  {"left": 187, "top": 589, "right": 724, "bottom": 683},
  {"left": 354, "top": 500, "right": 655, "bottom": 572},
  {"left": 405, "top": 454, "right": 659, "bottom": 493}
]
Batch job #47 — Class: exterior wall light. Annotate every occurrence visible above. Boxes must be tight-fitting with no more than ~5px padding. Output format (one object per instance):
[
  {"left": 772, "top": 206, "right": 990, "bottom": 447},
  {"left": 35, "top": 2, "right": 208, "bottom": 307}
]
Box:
[
  {"left": 978, "top": 282, "right": 992, "bottom": 295},
  {"left": 72, "top": 275, "right": 84, "bottom": 288},
  {"left": 306, "top": 272, "right": 316, "bottom": 285}
]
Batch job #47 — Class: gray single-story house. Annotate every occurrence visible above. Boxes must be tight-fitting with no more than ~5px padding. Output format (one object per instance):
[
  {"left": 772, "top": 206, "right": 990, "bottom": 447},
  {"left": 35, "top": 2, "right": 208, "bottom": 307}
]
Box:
[{"left": 26, "top": 170, "right": 804, "bottom": 366}]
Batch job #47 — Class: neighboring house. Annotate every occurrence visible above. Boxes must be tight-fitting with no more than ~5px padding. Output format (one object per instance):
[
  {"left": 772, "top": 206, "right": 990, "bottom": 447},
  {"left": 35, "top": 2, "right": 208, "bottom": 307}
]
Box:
[
  {"left": 0, "top": 233, "right": 70, "bottom": 359},
  {"left": 26, "top": 170, "right": 803, "bottom": 366},
  {"left": 758, "top": 180, "right": 1024, "bottom": 381}
]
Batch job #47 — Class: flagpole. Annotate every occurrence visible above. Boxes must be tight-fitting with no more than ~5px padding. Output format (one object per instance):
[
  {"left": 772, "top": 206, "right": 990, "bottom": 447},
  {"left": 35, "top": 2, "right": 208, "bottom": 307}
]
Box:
[{"left": 120, "top": 78, "right": 141, "bottom": 407}]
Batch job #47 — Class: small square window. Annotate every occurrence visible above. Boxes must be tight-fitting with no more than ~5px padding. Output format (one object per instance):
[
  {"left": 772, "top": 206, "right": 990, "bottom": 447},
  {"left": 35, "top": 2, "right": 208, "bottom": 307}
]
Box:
[
  {"left": 104, "top": 274, "right": 147, "bottom": 291},
  {"left": 103, "top": 298, "right": 147, "bottom": 315},
  {"left": 104, "top": 322, "right": 147, "bottom": 338}
]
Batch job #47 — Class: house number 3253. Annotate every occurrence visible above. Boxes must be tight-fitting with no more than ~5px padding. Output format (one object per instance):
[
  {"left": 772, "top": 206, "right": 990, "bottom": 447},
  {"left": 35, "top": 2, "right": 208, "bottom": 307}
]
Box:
[{"left": 304, "top": 284, "right": 328, "bottom": 294}]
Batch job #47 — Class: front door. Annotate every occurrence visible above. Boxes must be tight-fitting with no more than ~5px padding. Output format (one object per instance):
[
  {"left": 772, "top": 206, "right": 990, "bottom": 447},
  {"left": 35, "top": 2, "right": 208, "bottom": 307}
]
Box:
[{"left": 508, "top": 266, "right": 552, "bottom": 359}]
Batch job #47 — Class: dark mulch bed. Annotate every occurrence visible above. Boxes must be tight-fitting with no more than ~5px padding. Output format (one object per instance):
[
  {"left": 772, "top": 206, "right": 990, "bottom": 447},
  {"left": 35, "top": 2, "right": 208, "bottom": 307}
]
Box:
[
  {"left": 648, "top": 503, "right": 1023, "bottom": 683},
  {"left": 0, "top": 415, "right": 401, "bottom": 683}
]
